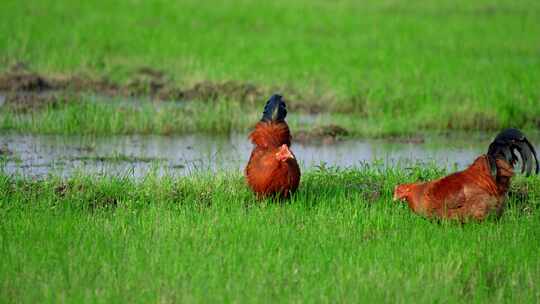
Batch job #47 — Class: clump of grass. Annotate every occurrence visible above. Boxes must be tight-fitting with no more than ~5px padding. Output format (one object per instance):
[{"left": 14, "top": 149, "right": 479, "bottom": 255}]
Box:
[
  {"left": 3, "top": 96, "right": 539, "bottom": 137},
  {"left": 0, "top": 167, "right": 539, "bottom": 302},
  {"left": 69, "top": 153, "right": 167, "bottom": 163},
  {"left": 0, "top": 97, "right": 257, "bottom": 135}
]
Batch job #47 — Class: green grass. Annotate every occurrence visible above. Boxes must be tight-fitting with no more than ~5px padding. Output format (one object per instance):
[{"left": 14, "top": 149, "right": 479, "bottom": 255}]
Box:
[
  {"left": 1, "top": 96, "right": 538, "bottom": 137},
  {"left": 0, "top": 98, "right": 255, "bottom": 135},
  {"left": 2, "top": 3, "right": 539, "bottom": 300},
  {"left": 1, "top": 0, "right": 540, "bottom": 136},
  {"left": 1, "top": 167, "right": 540, "bottom": 302}
]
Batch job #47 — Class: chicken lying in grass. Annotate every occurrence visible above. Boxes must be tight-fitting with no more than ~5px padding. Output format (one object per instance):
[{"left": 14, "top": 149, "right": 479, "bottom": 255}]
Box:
[
  {"left": 245, "top": 94, "right": 301, "bottom": 198},
  {"left": 394, "top": 128, "right": 539, "bottom": 221}
]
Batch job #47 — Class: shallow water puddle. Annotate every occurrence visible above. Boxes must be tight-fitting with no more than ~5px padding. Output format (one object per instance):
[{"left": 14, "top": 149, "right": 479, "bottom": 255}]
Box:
[{"left": 1, "top": 132, "right": 539, "bottom": 178}]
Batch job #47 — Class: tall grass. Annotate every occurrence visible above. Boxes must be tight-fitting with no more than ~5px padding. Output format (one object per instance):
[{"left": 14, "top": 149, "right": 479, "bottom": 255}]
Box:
[
  {"left": 1, "top": 96, "right": 538, "bottom": 136},
  {"left": 1, "top": 0, "right": 540, "bottom": 135},
  {"left": 1, "top": 167, "right": 539, "bottom": 302},
  {"left": 0, "top": 98, "right": 256, "bottom": 135}
]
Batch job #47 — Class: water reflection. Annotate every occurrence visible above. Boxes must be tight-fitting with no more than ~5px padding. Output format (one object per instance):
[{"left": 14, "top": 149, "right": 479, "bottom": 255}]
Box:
[{"left": 1, "top": 132, "right": 539, "bottom": 178}]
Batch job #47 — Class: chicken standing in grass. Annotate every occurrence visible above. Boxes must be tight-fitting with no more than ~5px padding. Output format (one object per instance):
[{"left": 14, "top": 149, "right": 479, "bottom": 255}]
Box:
[
  {"left": 394, "top": 128, "right": 539, "bottom": 221},
  {"left": 245, "top": 94, "right": 301, "bottom": 198}
]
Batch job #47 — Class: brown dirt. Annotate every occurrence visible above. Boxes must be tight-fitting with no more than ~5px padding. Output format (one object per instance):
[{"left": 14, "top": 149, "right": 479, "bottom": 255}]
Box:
[
  {"left": 295, "top": 124, "right": 349, "bottom": 144},
  {"left": 288, "top": 102, "right": 326, "bottom": 114},
  {"left": 1, "top": 92, "right": 77, "bottom": 112},
  {"left": 55, "top": 75, "right": 120, "bottom": 94},
  {"left": 135, "top": 67, "right": 165, "bottom": 79},
  {"left": 0, "top": 67, "right": 119, "bottom": 111},
  {"left": 157, "top": 81, "right": 265, "bottom": 105},
  {"left": 0, "top": 146, "right": 12, "bottom": 156},
  {"left": 389, "top": 136, "right": 425, "bottom": 144},
  {"left": 54, "top": 183, "right": 71, "bottom": 198},
  {"left": 0, "top": 65, "right": 330, "bottom": 113},
  {"left": 0, "top": 72, "right": 52, "bottom": 91}
]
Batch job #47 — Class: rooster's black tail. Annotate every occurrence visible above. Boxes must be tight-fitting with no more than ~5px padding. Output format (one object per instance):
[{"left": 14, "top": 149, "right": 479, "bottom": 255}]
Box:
[
  {"left": 487, "top": 128, "right": 539, "bottom": 176},
  {"left": 261, "top": 94, "right": 287, "bottom": 122}
]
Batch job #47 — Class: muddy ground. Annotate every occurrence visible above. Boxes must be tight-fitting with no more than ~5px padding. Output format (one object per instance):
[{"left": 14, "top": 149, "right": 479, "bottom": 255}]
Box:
[
  {"left": 0, "top": 64, "right": 351, "bottom": 141},
  {"left": 0, "top": 63, "right": 327, "bottom": 113},
  {"left": 295, "top": 125, "right": 350, "bottom": 144}
]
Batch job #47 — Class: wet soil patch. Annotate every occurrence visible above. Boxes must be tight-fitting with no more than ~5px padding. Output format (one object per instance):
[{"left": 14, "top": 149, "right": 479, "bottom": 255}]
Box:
[
  {"left": 295, "top": 124, "right": 349, "bottom": 144},
  {"left": 0, "top": 65, "right": 330, "bottom": 113},
  {"left": 387, "top": 135, "right": 425, "bottom": 144},
  {"left": 68, "top": 154, "right": 168, "bottom": 163},
  {"left": 0, "top": 69, "right": 118, "bottom": 111},
  {"left": 159, "top": 81, "right": 263, "bottom": 104},
  {"left": 0, "top": 91, "right": 78, "bottom": 112},
  {"left": 0, "top": 146, "right": 12, "bottom": 156},
  {"left": 0, "top": 72, "right": 52, "bottom": 91}
]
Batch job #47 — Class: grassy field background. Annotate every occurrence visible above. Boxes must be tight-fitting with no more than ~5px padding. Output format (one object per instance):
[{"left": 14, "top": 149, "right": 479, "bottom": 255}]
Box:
[
  {"left": 1, "top": 0, "right": 540, "bottom": 136},
  {"left": 2, "top": 1, "right": 540, "bottom": 302},
  {"left": 1, "top": 167, "right": 539, "bottom": 302}
]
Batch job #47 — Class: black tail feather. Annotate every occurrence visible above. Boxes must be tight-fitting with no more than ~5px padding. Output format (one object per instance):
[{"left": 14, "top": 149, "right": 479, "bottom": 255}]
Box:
[
  {"left": 487, "top": 128, "right": 539, "bottom": 176},
  {"left": 527, "top": 138, "right": 539, "bottom": 173},
  {"left": 261, "top": 94, "right": 287, "bottom": 122}
]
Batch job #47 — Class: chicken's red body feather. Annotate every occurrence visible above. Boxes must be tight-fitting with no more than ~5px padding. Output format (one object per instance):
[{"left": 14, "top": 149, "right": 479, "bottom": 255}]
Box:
[
  {"left": 395, "top": 128, "right": 539, "bottom": 221},
  {"left": 245, "top": 121, "right": 301, "bottom": 198},
  {"left": 396, "top": 155, "right": 513, "bottom": 221}
]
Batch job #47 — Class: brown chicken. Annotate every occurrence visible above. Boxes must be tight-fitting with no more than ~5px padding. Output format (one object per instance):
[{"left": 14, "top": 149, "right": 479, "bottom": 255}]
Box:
[
  {"left": 245, "top": 94, "right": 301, "bottom": 198},
  {"left": 394, "top": 128, "right": 539, "bottom": 221}
]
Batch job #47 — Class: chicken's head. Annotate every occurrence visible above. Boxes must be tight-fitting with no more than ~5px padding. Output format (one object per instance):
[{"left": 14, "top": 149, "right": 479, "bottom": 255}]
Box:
[
  {"left": 275, "top": 144, "right": 294, "bottom": 162},
  {"left": 393, "top": 184, "right": 412, "bottom": 202}
]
